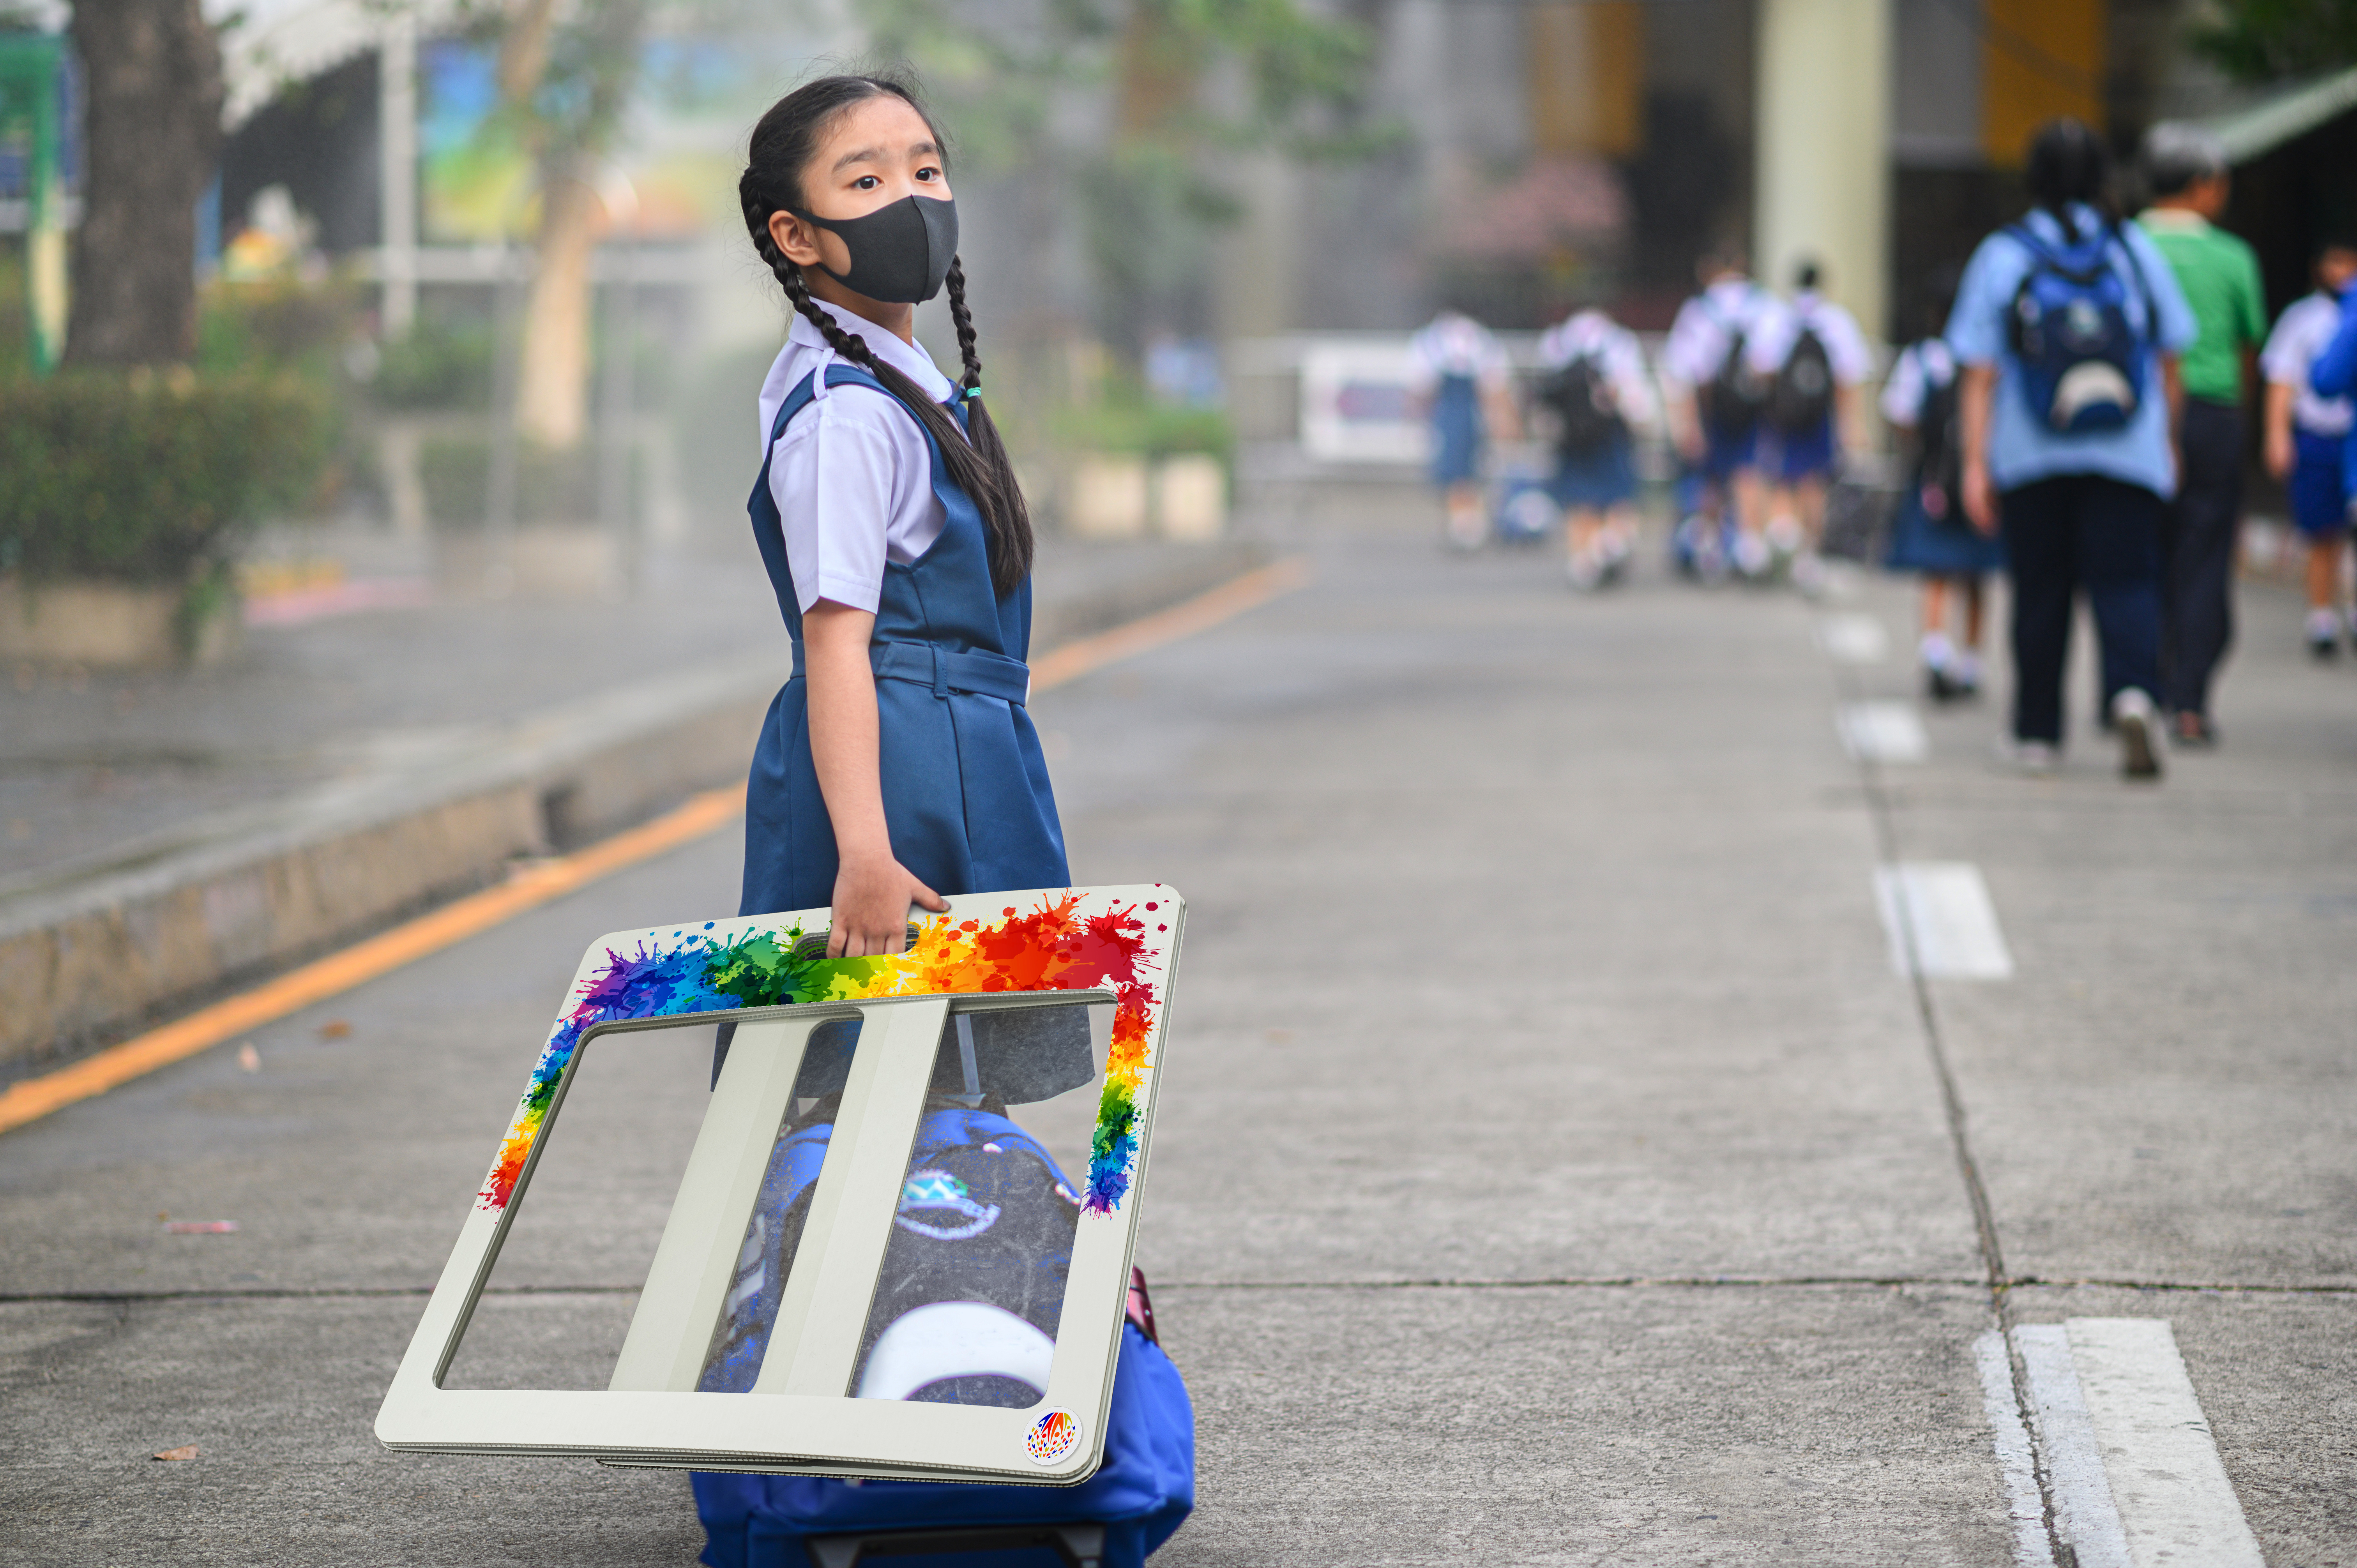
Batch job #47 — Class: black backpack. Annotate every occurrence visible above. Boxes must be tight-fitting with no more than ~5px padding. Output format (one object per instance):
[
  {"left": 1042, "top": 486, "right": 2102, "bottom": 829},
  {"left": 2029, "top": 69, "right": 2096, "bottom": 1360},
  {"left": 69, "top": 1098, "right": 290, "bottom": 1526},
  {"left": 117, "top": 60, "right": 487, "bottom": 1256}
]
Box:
[
  {"left": 1769, "top": 323, "right": 1835, "bottom": 434},
  {"left": 1912, "top": 348, "right": 1964, "bottom": 522},
  {"left": 1539, "top": 353, "right": 1623, "bottom": 457},
  {"left": 1702, "top": 314, "right": 1769, "bottom": 435}
]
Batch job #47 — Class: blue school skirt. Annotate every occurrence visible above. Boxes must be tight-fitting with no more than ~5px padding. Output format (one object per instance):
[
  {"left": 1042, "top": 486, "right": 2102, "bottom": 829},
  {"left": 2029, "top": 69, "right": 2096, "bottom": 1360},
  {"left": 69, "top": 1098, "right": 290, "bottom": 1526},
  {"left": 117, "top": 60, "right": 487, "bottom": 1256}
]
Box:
[
  {"left": 1550, "top": 435, "right": 1637, "bottom": 510},
  {"left": 1429, "top": 373, "right": 1484, "bottom": 487},
  {"left": 2291, "top": 429, "right": 2352, "bottom": 537},
  {"left": 1885, "top": 484, "right": 2005, "bottom": 577}
]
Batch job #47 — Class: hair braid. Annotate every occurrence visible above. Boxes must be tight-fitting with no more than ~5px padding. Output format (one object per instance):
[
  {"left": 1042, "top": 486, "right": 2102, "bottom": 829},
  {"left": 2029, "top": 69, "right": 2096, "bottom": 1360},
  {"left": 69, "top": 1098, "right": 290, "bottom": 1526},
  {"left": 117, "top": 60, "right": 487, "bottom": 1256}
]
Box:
[
  {"left": 739, "top": 75, "right": 1034, "bottom": 596},
  {"left": 944, "top": 257, "right": 982, "bottom": 391}
]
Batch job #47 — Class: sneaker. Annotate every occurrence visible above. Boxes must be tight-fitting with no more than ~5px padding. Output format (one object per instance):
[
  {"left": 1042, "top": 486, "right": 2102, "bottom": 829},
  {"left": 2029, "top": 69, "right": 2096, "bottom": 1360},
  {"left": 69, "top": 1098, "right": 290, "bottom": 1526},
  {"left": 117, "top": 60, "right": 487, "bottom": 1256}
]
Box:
[
  {"left": 1927, "top": 665, "right": 1970, "bottom": 703},
  {"left": 2306, "top": 608, "right": 2343, "bottom": 661},
  {"left": 1567, "top": 551, "right": 1603, "bottom": 592},
  {"left": 1997, "top": 736, "right": 2059, "bottom": 775},
  {"left": 2112, "top": 687, "right": 2164, "bottom": 780},
  {"left": 1731, "top": 530, "right": 1774, "bottom": 580},
  {"left": 2172, "top": 710, "right": 2217, "bottom": 749}
]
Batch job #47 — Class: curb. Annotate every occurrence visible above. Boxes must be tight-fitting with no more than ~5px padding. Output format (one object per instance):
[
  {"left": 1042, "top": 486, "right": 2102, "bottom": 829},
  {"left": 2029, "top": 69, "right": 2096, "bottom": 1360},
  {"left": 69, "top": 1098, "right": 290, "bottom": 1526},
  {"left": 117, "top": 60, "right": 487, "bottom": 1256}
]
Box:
[{"left": 0, "top": 540, "right": 1267, "bottom": 1081}]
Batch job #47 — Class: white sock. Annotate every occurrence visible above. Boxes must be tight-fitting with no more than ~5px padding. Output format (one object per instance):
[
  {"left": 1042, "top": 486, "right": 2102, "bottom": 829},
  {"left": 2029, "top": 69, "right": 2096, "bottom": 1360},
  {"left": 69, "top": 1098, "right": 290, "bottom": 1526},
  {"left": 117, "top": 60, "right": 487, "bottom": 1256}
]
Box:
[{"left": 1920, "top": 631, "right": 1955, "bottom": 671}]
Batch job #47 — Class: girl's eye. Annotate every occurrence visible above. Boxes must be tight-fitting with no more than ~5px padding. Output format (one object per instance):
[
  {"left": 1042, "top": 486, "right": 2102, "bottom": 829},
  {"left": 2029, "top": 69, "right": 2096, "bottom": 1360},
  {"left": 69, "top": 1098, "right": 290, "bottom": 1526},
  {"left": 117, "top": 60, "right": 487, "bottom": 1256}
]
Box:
[
  {"left": 916, "top": 166, "right": 941, "bottom": 182},
  {"left": 852, "top": 175, "right": 880, "bottom": 191}
]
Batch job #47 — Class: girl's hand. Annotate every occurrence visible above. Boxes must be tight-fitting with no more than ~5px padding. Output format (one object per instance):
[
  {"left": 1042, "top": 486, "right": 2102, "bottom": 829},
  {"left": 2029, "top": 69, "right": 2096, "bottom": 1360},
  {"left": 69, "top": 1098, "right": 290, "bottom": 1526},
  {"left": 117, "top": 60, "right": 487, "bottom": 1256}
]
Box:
[
  {"left": 2264, "top": 425, "right": 2294, "bottom": 482},
  {"left": 1962, "top": 457, "right": 1998, "bottom": 536},
  {"left": 827, "top": 851, "right": 948, "bottom": 957}
]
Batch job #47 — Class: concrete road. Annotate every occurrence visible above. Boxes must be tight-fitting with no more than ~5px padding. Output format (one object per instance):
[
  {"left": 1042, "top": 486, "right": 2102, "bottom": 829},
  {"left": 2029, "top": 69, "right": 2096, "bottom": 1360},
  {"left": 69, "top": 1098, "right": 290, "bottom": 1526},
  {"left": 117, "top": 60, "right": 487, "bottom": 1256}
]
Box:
[{"left": 3, "top": 492, "right": 2352, "bottom": 1564}]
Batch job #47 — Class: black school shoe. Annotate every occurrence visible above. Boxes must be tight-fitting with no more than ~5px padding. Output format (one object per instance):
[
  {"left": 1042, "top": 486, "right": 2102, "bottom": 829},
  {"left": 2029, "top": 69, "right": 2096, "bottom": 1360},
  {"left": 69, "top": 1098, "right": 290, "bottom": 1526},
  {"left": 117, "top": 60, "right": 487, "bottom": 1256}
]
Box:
[
  {"left": 1926, "top": 666, "right": 1978, "bottom": 704},
  {"left": 2171, "top": 711, "right": 2218, "bottom": 749}
]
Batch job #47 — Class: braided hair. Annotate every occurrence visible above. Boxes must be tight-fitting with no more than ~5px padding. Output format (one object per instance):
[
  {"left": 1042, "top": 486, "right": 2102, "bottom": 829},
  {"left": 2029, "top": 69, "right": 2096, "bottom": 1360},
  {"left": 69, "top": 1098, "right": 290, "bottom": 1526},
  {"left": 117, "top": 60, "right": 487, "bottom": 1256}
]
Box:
[{"left": 740, "top": 74, "right": 1033, "bottom": 596}]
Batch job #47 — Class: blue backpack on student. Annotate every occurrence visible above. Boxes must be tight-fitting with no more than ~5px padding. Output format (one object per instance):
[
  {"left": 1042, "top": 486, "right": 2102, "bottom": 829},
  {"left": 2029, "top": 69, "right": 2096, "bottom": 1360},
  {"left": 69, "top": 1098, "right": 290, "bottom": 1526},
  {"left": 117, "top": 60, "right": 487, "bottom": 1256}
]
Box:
[{"left": 2005, "top": 219, "right": 2154, "bottom": 434}]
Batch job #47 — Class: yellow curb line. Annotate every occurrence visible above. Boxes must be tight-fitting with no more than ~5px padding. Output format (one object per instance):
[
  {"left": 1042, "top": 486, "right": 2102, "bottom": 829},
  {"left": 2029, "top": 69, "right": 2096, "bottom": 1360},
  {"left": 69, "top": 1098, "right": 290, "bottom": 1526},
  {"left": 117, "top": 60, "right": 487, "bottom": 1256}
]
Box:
[
  {"left": 1029, "top": 554, "right": 1312, "bottom": 692},
  {"left": 0, "top": 553, "right": 1313, "bottom": 1136}
]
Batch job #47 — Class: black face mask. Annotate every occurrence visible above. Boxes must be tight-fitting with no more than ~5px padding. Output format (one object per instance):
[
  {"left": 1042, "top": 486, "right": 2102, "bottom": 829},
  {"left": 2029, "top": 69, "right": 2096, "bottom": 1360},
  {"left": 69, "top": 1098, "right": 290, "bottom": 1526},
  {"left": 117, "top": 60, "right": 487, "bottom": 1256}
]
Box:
[{"left": 790, "top": 194, "right": 958, "bottom": 304}]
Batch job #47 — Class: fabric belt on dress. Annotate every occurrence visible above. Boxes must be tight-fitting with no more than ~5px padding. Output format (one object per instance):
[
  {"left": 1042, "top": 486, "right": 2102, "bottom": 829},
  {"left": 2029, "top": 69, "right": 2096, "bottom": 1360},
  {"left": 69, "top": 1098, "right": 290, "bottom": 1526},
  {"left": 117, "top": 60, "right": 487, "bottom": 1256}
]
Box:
[{"left": 790, "top": 638, "right": 1030, "bottom": 706}]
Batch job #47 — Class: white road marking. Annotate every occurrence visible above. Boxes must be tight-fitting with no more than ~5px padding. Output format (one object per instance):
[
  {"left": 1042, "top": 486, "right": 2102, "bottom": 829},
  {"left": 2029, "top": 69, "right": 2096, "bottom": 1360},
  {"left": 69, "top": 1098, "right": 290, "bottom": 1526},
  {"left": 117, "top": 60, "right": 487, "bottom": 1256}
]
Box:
[
  {"left": 2065, "top": 1318, "right": 2266, "bottom": 1568},
  {"left": 1875, "top": 862, "right": 2015, "bottom": 979},
  {"left": 1974, "top": 1331, "right": 2060, "bottom": 1568},
  {"left": 1816, "top": 613, "right": 1889, "bottom": 664},
  {"left": 2016, "top": 1325, "right": 2136, "bottom": 1568},
  {"left": 1838, "top": 701, "right": 1931, "bottom": 763}
]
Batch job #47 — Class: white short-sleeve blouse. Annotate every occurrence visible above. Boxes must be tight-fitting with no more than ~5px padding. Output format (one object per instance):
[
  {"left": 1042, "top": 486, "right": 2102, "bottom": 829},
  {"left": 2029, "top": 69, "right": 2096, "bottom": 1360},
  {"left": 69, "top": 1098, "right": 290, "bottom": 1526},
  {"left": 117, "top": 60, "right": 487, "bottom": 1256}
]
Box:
[{"left": 756, "top": 299, "right": 961, "bottom": 616}]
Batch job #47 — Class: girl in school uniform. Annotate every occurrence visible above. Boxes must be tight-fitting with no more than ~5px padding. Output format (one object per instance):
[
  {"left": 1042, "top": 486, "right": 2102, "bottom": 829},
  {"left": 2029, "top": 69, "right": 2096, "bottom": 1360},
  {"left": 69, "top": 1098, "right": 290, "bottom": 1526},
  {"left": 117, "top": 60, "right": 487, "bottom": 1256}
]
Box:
[
  {"left": 2260, "top": 239, "right": 2357, "bottom": 658},
  {"left": 1534, "top": 304, "right": 1659, "bottom": 590},
  {"left": 698, "top": 74, "right": 1193, "bottom": 1568},
  {"left": 1407, "top": 308, "right": 1518, "bottom": 552},
  {"left": 734, "top": 74, "right": 1064, "bottom": 954},
  {"left": 1882, "top": 272, "right": 2004, "bottom": 701}
]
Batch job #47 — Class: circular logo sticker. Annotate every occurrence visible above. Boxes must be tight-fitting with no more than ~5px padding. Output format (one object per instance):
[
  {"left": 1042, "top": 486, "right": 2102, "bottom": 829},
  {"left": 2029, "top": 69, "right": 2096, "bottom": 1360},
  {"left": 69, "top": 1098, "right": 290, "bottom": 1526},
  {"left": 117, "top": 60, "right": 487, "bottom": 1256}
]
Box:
[{"left": 1025, "top": 1410, "right": 1080, "bottom": 1466}]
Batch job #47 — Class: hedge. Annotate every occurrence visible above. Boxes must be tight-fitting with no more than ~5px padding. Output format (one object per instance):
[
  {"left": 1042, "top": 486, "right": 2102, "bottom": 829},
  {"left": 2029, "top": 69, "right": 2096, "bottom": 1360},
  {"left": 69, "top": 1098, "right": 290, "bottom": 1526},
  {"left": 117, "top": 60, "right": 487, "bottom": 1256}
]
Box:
[{"left": 0, "top": 370, "right": 335, "bottom": 585}]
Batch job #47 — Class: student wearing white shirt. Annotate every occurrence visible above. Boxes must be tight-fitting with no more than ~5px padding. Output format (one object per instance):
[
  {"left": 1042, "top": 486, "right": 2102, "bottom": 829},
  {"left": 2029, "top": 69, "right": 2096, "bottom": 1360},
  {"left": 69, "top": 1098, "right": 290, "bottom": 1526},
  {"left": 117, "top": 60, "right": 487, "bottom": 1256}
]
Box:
[
  {"left": 734, "top": 75, "right": 1065, "bottom": 955},
  {"left": 1881, "top": 271, "right": 2005, "bottom": 699},
  {"left": 1407, "top": 309, "right": 1518, "bottom": 551},
  {"left": 1534, "top": 306, "right": 1658, "bottom": 589},
  {"left": 1663, "top": 249, "right": 1776, "bottom": 577},
  {"left": 1748, "top": 260, "right": 1873, "bottom": 593},
  {"left": 2260, "top": 239, "right": 2357, "bottom": 657}
]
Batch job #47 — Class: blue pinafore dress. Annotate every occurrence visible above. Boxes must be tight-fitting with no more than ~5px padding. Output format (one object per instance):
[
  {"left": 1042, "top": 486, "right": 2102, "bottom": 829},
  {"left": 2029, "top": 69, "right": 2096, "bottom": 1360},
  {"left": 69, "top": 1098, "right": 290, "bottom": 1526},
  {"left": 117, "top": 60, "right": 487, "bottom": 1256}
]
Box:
[
  {"left": 705, "top": 366, "right": 1193, "bottom": 1565},
  {"left": 739, "top": 364, "right": 1069, "bottom": 920}
]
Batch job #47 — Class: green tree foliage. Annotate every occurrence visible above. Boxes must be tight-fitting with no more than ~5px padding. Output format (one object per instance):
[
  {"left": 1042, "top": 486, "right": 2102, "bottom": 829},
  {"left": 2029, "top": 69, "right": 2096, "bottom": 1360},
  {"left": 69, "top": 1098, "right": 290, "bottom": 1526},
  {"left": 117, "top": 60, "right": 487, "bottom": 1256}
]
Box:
[
  {"left": 2193, "top": 0, "right": 2357, "bottom": 81},
  {"left": 858, "top": 0, "right": 1383, "bottom": 353},
  {"left": 0, "top": 373, "right": 334, "bottom": 583}
]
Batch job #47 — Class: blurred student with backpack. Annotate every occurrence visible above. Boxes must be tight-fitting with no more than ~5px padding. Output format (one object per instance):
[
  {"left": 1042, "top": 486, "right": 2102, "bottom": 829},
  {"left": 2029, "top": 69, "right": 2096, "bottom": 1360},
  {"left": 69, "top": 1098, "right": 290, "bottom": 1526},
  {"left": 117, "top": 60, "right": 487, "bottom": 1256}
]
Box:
[
  {"left": 2260, "top": 238, "right": 2357, "bottom": 657},
  {"left": 1535, "top": 304, "right": 1659, "bottom": 590},
  {"left": 1407, "top": 307, "right": 1519, "bottom": 552},
  {"left": 1883, "top": 268, "right": 2003, "bottom": 700},
  {"left": 1663, "top": 247, "right": 1776, "bottom": 579},
  {"left": 2136, "top": 124, "right": 2267, "bottom": 747},
  {"left": 1950, "top": 117, "right": 2196, "bottom": 780},
  {"left": 1748, "top": 258, "right": 1873, "bottom": 595}
]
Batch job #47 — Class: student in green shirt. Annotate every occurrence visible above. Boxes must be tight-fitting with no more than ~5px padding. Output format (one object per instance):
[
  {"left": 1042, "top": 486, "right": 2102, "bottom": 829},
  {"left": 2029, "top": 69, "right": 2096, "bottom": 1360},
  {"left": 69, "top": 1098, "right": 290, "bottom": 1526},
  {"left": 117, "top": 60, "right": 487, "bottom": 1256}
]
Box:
[{"left": 2138, "top": 123, "right": 2266, "bottom": 747}]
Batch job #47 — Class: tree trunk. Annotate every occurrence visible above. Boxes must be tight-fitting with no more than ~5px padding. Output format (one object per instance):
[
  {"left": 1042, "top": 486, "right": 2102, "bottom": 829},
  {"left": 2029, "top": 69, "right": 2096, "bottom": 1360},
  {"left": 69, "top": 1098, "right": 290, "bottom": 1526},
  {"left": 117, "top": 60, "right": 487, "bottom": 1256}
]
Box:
[
  {"left": 65, "top": 0, "right": 223, "bottom": 366},
  {"left": 504, "top": 0, "right": 646, "bottom": 453},
  {"left": 514, "top": 159, "right": 599, "bottom": 449}
]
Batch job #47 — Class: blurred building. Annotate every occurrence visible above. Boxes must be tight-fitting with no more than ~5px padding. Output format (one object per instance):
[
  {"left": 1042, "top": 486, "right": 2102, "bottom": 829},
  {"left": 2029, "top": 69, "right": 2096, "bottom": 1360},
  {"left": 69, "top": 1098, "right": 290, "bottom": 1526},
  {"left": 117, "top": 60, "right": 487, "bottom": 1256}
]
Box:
[{"left": 1221, "top": 0, "right": 2353, "bottom": 344}]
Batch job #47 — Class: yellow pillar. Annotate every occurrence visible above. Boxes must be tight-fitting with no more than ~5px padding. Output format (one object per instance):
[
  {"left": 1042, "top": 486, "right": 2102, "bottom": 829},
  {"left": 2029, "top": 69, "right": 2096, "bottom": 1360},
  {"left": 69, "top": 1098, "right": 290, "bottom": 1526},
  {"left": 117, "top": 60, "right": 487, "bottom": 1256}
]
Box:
[
  {"left": 1527, "top": 2, "right": 1646, "bottom": 159},
  {"left": 1755, "top": 0, "right": 1889, "bottom": 334},
  {"left": 1980, "top": 0, "right": 2105, "bottom": 166}
]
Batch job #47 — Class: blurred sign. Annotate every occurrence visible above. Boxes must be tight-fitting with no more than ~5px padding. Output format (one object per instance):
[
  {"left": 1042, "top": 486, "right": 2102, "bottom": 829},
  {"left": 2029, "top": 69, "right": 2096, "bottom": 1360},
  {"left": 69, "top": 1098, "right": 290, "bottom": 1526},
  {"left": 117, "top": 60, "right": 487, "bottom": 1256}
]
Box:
[{"left": 1299, "top": 339, "right": 1428, "bottom": 466}]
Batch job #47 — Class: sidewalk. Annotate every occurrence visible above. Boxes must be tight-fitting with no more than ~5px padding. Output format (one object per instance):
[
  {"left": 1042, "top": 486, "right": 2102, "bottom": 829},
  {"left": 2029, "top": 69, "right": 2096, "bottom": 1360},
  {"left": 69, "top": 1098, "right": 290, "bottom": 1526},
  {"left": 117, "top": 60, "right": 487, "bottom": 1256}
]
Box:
[{"left": 0, "top": 524, "right": 1264, "bottom": 1078}]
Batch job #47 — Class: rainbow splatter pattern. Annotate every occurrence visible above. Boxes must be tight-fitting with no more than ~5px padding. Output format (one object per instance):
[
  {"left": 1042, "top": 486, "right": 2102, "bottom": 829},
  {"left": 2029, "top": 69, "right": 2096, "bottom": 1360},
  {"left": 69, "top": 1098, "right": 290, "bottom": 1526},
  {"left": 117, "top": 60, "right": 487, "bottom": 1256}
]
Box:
[
  {"left": 478, "top": 892, "right": 1165, "bottom": 1217},
  {"left": 1025, "top": 1410, "right": 1080, "bottom": 1464}
]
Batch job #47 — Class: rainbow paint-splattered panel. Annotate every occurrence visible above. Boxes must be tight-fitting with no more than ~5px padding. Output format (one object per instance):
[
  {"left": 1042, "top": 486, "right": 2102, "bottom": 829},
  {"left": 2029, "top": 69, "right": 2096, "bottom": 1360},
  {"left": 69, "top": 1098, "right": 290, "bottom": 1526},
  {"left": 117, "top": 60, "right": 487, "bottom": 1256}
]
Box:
[{"left": 477, "top": 886, "right": 1179, "bottom": 1220}]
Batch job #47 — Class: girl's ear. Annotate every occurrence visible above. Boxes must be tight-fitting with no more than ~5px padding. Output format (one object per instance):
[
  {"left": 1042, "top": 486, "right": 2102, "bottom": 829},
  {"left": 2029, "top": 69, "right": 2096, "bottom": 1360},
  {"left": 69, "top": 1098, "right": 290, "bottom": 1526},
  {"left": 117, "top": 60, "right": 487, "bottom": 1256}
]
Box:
[{"left": 769, "top": 209, "right": 823, "bottom": 269}]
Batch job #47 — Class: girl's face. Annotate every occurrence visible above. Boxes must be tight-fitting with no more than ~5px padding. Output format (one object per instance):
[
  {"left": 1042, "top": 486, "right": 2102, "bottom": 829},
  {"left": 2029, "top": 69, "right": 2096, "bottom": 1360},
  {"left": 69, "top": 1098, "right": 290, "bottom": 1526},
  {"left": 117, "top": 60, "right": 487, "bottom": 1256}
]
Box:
[{"left": 769, "top": 95, "right": 951, "bottom": 286}]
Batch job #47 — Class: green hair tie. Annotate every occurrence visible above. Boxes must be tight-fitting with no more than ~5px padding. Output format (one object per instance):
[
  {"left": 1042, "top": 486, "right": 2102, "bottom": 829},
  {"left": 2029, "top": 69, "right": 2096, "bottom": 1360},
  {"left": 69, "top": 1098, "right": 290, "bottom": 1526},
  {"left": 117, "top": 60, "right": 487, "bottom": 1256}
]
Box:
[{"left": 963, "top": 385, "right": 983, "bottom": 399}]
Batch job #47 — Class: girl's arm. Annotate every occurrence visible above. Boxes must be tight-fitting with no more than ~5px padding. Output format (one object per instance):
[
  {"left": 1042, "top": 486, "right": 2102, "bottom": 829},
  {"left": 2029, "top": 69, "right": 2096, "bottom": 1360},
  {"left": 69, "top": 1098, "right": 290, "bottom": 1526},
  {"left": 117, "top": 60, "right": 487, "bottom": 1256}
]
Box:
[
  {"left": 1958, "top": 364, "right": 1998, "bottom": 536},
  {"left": 803, "top": 600, "right": 949, "bottom": 957},
  {"left": 2263, "top": 380, "right": 2296, "bottom": 481}
]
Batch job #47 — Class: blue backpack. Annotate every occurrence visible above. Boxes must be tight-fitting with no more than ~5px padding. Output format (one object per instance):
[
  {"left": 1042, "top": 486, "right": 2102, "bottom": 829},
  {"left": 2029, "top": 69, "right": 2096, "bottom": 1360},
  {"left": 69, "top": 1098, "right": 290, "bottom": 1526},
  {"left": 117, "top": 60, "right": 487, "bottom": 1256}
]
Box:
[{"left": 2005, "top": 219, "right": 2155, "bottom": 434}]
